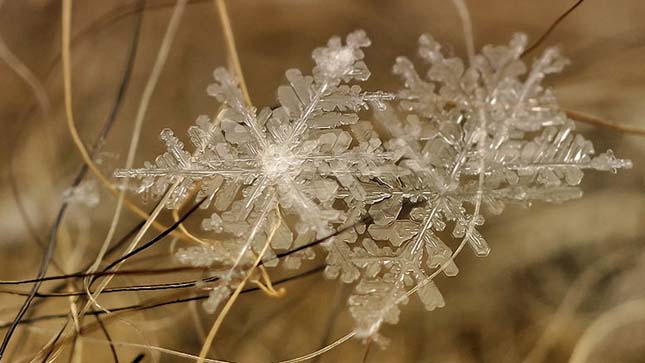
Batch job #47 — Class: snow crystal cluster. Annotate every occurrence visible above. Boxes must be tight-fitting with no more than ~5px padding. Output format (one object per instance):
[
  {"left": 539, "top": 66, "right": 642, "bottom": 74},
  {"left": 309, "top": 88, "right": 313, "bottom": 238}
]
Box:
[{"left": 115, "top": 30, "right": 631, "bottom": 341}]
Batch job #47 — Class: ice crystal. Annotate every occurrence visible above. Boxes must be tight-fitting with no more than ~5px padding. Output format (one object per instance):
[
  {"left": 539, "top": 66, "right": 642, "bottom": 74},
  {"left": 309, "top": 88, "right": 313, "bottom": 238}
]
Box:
[
  {"left": 323, "top": 33, "right": 632, "bottom": 341},
  {"left": 114, "top": 30, "right": 395, "bottom": 312},
  {"left": 114, "top": 29, "right": 631, "bottom": 335},
  {"left": 63, "top": 179, "right": 100, "bottom": 207}
]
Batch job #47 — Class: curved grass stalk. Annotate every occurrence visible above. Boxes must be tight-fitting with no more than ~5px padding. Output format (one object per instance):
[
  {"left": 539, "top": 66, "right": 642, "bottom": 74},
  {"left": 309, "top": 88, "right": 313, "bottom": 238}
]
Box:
[
  {"left": 52, "top": 330, "right": 356, "bottom": 363},
  {"left": 34, "top": 1, "right": 188, "bottom": 360},
  {"left": 197, "top": 205, "right": 281, "bottom": 363},
  {"left": 522, "top": 248, "right": 635, "bottom": 363},
  {"left": 569, "top": 298, "right": 645, "bottom": 363},
  {"left": 450, "top": 0, "right": 475, "bottom": 64},
  {"left": 83, "top": 0, "right": 189, "bottom": 312},
  {"left": 213, "top": 0, "right": 252, "bottom": 107},
  {"left": 61, "top": 0, "right": 187, "bottom": 240},
  {"left": 566, "top": 110, "right": 645, "bottom": 136}
]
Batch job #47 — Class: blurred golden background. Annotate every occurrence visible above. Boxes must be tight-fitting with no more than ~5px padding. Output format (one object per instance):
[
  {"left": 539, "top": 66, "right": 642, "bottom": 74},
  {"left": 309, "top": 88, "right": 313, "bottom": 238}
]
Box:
[{"left": 0, "top": 0, "right": 644, "bottom": 362}]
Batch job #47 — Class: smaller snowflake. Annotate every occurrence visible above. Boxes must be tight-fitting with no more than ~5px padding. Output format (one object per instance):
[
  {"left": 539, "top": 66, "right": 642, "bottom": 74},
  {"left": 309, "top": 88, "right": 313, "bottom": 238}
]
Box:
[{"left": 323, "top": 33, "right": 632, "bottom": 341}]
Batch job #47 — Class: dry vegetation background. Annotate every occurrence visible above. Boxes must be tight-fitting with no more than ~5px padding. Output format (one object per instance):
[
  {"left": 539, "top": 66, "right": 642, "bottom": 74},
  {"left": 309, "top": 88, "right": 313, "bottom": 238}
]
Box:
[{"left": 1, "top": 0, "right": 644, "bottom": 362}]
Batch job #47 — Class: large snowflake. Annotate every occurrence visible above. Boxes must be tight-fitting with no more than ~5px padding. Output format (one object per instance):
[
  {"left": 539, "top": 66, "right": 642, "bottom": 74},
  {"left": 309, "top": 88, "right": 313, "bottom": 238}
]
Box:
[
  {"left": 323, "top": 33, "right": 632, "bottom": 341},
  {"left": 115, "top": 30, "right": 631, "bottom": 334},
  {"left": 115, "top": 30, "right": 395, "bottom": 311}
]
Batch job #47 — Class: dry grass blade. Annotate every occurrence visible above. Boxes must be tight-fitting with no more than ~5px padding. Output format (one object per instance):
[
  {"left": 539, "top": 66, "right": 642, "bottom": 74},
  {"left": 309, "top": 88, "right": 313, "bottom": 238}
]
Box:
[
  {"left": 566, "top": 110, "right": 645, "bottom": 136},
  {"left": 0, "top": 1, "right": 642, "bottom": 362}
]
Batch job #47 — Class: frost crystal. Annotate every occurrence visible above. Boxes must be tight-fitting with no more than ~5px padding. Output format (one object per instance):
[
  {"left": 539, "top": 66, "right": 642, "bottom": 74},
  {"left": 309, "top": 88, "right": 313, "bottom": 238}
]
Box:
[
  {"left": 115, "top": 30, "right": 394, "bottom": 311},
  {"left": 63, "top": 179, "right": 100, "bottom": 207},
  {"left": 323, "top": 33, "right": 632, "bottom": 341},
  {"left": 114, "top": 30, "right": 631, "bottom": 338}
]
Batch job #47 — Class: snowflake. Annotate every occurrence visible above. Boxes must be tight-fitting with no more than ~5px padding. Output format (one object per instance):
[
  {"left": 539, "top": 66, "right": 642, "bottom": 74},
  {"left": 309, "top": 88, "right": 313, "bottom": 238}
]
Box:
[
  {"left": 63, "top": 179, "right": 100, "bottom": 208},
  {"left": 114, "top": 29, "right": 631, "bottom": 334},
  {"left": 323, "top": 33, "right": 632, "bottom": 342},
  {"left": 114, "top": 30, "right": 395, "bottom": 312}
]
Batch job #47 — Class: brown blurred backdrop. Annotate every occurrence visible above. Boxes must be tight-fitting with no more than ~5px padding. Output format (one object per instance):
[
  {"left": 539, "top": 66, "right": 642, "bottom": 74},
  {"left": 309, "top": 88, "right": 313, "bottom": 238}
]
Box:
[{"left": 0, "top": 0, "right": 644, "bottom": 362}]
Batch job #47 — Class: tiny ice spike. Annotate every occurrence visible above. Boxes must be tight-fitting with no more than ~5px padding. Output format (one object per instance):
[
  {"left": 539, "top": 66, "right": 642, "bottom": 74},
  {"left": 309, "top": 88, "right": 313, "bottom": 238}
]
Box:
[
  {"left": 323, "top": 33, "right": 632, "bottom": 342},
  {"left": 114, "top": 30, "right": 395, "bottom": 312}
]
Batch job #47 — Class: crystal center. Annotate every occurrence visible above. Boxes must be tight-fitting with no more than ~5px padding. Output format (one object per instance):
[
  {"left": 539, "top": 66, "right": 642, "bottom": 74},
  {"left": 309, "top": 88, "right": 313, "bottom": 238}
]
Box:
[{"left": 260, "top": 145, "right": 300, "bottom": 180}]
